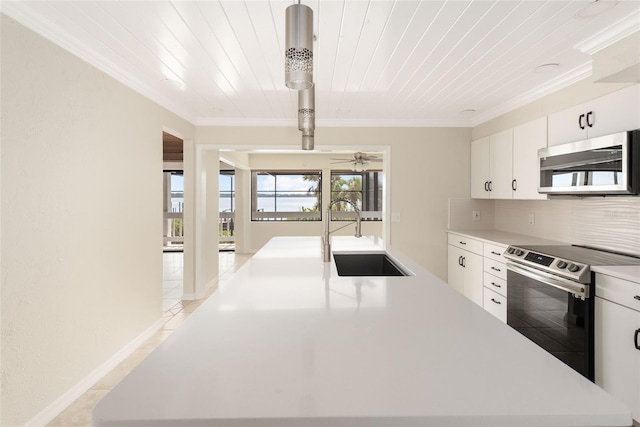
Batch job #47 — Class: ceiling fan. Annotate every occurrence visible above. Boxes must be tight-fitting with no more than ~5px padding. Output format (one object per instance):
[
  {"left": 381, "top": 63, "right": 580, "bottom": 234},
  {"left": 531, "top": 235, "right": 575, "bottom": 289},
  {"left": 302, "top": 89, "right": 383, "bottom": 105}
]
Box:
[{"left": 330, "top": 152, "right": 383, "bottom": 171}]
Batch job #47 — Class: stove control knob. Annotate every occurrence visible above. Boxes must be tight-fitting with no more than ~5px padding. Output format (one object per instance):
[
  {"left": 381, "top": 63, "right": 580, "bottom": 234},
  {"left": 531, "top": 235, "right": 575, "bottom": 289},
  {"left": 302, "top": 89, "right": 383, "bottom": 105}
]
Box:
[
  {"left": 515, "top": 249, "right": 524, "bottom": 256},
  {"left": 507, "top": 247, "right": 515, "bottom": 254},
  {"left": 557, "top": 261, "right": 567, "bottom": 269},
  {"left": 567, "top": 264, "right": 581, "bottom": 273}
]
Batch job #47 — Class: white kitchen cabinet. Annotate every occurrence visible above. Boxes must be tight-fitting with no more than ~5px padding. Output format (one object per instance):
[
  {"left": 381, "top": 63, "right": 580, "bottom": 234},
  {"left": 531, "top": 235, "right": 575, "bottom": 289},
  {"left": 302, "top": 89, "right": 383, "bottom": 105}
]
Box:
[
  {"left": 472, "top": 121, "right": 546, "bottom": 200},
  {"left": 489, "top": 129, "right": 513, "bottom": 199},
  {"left": 512, "top": 117, "right": 547, "bottom": 200},
  {"left": 447, "top": 234, "right": 483, "bottom": 306},
  {"left": 482, "top": 242, "right": 507, "bottom": 322},
  {"left": 595, "top": 273, "right": 640, "bottom": 424},
  {"left": 483, "top": 287, "right": 506, "bottom": 323},
  {"left": 471, "top": 130, "right": 512, "bottom": 199},
  {"left": 548, "top": 84, "right": 640, "bottom": 146},
  {"left": 470, "top": 136, "right": 491, "bottom": 199}
]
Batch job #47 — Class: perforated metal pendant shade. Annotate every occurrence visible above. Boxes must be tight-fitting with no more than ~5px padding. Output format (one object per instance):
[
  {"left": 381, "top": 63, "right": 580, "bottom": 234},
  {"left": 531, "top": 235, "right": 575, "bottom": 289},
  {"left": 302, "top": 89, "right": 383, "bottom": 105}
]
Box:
[{"left": 285, "top": 2, "right": 313, "bottom": 90}]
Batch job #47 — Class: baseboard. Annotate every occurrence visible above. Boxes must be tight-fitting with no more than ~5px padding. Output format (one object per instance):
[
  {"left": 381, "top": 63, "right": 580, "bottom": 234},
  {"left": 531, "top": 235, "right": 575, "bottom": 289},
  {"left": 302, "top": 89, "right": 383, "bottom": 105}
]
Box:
[
  {"left": 181, "top": 292, "right": 196, "bottom": 300},
  {"left": 24, "top": 317, "right": 165, "bottom": 427},
  {"left": 194, "top": 277, "right": 219, "bottom": 300}
]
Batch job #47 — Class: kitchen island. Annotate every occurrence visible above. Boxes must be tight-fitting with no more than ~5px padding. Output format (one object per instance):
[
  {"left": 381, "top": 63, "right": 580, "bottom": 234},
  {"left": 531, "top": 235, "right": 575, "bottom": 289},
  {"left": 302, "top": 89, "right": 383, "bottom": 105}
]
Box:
[{"left": 93, "top": 236, "right": 632, "bottom": 426}]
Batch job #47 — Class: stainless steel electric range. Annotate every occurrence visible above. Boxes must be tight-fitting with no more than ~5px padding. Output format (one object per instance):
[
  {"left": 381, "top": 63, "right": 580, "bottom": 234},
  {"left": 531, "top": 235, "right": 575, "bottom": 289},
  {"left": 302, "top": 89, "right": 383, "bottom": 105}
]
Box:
[{"left": 503, "top": 244, "right": 640, "bottom": 381}]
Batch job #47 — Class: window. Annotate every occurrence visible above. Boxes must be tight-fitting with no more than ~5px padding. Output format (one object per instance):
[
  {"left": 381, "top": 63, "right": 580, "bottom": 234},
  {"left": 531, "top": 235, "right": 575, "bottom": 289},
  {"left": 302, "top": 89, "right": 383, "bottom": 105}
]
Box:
[
  {"left": 330, "top": 171, "right": 383, "bottom": 221},
  {"left": 252, "top": 171, "right": 321, "bottom": 221},
  {"left": 220, "top": 171, "right": 235, "bottom": 245},
  {"left": 219, "top": 171, "right": 235, "bottom": 213}
]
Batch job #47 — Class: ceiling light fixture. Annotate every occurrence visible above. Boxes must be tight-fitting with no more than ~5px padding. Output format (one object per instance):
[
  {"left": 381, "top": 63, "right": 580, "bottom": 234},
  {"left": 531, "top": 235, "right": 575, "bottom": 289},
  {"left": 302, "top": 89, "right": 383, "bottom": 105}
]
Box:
[
  {"left": 285, "top": 0, "right": 313, "bottom": 90},
  {"left": 575, "top": 0, "right": 618, "bottom": 18},
  {"left": 534, "top": 63, "right": 560, "bottom": 73},
  {"left": 298, "top": 86, "right": 315, "bottom": 150}
]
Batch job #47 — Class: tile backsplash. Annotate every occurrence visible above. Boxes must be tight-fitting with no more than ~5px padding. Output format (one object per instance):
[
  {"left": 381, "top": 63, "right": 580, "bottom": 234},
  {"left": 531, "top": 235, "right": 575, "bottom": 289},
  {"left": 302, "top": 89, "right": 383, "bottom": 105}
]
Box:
[
  {"left": 449, "top": 197, "right": 640, "bottom": 256},
  {"left": 494, "top": 198, "right": 640, "bottom": 256}
]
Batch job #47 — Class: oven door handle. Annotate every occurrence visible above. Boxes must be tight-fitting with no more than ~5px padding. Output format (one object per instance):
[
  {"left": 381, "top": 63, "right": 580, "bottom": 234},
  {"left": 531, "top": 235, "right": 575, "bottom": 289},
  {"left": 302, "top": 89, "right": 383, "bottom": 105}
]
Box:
[{"left": 506, "top": 262, "right": 589, "bottom": 299}]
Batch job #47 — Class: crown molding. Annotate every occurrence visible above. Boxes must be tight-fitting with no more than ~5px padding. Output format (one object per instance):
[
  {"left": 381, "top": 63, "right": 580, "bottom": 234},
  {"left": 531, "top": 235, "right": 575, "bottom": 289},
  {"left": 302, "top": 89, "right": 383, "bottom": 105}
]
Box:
[
  {"left": 1, "top": 4, "right": 198, "bottom": 125},
  {"left": 470, "top": 63, "right": 592, "bottom": 127},
  {"left": 574, "top": 9, "right": 640, "bottom": 54},
  {"left": 194, "top": 117, "right": 471, "bottom": 128}
]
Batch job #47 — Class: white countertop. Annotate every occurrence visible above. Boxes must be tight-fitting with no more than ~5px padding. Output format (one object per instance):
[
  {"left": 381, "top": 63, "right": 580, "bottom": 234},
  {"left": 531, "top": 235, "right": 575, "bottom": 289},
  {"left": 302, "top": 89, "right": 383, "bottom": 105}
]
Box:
[
  {"left": 448, "top": 229, "right": 567, "bottom": 246},
  {"left": 93, "top": 236, "right": 632, "bottom": 427},
  {"left": 593, "top": 265, "right": 640, "bottom": 283}
]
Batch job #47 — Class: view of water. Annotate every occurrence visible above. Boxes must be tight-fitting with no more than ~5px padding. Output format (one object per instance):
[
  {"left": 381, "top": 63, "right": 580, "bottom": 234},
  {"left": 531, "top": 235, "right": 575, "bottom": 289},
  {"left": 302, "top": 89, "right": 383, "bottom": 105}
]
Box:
[{"left": 172, "top": 196, "right": 318, "bottom": 213}]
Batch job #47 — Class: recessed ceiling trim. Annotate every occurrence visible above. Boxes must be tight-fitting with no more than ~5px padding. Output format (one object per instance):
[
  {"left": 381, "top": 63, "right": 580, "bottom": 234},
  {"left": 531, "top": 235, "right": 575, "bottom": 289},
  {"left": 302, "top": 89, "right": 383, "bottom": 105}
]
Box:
[{"left": 194, "top": 117, "right": 471, "bottom": 128}]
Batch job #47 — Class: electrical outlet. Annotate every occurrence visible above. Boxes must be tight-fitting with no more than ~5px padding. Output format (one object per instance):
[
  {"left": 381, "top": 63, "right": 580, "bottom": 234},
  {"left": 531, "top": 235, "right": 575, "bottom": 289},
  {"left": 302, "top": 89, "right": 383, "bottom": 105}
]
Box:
[
  {"left": 391, "top": 212, "right": 401, "bottom": 223},
  {"left": 528, "top": 213, "right": 535, "bottom": 226},
  {"left": 472, "top": 210, "right": 480, "bottom": 221}
]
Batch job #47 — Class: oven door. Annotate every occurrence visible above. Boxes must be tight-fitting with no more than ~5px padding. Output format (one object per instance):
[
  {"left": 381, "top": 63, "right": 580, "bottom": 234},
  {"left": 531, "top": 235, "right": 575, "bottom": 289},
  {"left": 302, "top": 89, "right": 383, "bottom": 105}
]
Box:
[{"left": 506, "top": 263, "right": 594, "bottom": 381}]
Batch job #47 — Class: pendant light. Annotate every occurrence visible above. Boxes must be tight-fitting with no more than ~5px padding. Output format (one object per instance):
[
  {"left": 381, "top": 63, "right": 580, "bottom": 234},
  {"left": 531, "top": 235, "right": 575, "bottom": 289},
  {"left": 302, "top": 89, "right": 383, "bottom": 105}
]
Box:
[
  {"left": 285, "top": 1, "right": 313, "bottom": 90},
  {"left": 298, "top": 86, "right": 315, "bottom": 131},
  {"left": 301, "top": 129, "right": 314, "bottom": 151}
]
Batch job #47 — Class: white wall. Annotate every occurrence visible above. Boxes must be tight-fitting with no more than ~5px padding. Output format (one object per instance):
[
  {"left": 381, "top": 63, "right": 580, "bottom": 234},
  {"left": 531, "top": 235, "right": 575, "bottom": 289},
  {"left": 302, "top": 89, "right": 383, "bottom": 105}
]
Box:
[
  {"left": 1, "top": 15, "right": 194, "bottom": 425},
  {"left": 195, "top": 126, "right": 472, "bottom": 280}
]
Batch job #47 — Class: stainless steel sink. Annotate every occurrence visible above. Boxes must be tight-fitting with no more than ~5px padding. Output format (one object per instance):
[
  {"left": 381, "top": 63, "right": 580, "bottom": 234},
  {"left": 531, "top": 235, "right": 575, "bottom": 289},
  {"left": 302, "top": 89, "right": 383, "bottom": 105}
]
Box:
[{"left": 333, "top": 252, "right": 410, "bottom": 277}]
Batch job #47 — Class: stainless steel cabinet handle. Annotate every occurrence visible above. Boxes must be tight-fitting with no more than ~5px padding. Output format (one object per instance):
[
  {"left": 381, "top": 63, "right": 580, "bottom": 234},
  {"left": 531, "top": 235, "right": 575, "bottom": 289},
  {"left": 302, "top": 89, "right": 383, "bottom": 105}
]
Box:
[
  {"left": 491, "top": 266, "right": 501, "bottom": 272},
  {"left": 635, "top": 329, "right": 640, "bottom": 350},
  {"left": 491, "top": 282, "right": 501, "bottom": 288},
  {"left": 586, "top": 111, "right": 594, "bottom": 128},
  {"left": 459, "top": 241, "right": 466, "bottom": 245},
  {"left": 578, "top": 113, "right": 585, "bottom": 130},
  {"left": 491, "top": 298, "right": 501, "bottom": 305},
  {"left": 491, "top": 251, "right": 501, "bottom": 256}
]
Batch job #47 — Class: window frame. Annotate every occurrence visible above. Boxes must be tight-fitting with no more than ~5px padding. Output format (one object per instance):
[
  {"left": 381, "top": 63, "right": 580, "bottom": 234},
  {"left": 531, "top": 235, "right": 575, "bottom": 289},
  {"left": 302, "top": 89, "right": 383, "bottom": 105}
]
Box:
[
  {"left": 251, "top": 170, "right": 322, "bottom": 221},
  {"left": 330, "top": 170, "right": 383, "bottom": 221}
]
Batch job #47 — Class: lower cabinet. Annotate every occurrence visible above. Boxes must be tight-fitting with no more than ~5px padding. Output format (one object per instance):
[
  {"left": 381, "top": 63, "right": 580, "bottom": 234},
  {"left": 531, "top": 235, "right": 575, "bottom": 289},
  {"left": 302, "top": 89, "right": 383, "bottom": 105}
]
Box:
[
  {"left": 482, "top": 242, "right": 507, "bottom": 322},
  {"left": 483, "top": 287, "right": 506, "bottom": 322},
  {"left": 447, "top": 234, "right": 483, "bottom": 306},
  {"left": 595, "top": 273, "right": 640, "bottom": 424}
]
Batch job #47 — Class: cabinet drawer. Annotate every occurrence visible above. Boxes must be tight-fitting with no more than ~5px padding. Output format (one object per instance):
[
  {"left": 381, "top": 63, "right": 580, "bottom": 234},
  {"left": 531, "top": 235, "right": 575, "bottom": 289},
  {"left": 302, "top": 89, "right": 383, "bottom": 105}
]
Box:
[
  {"left": 595, "top": 273, "right": 640, "bottom": 312},
  {"left": 483, "top": 287, "right": 507, "bottom": 323},
  {"left": 447, "top": 234, "right": 483, "bottom": 255},
  {"left": 484, "top": 243, "right": 507, "bottom": 262},
  {"left": 483, "top": 272, "right": 507, "bottom": 297},
  {"left": 484, "top": 258, "right": 507, "bottom": 281}
]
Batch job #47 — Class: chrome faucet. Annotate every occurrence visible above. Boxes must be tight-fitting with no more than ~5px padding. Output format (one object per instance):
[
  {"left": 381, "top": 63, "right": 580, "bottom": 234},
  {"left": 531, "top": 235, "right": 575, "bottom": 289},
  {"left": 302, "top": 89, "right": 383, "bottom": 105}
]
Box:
[{"left": 323, "top": 198, "right": 362, "bottom": 262}]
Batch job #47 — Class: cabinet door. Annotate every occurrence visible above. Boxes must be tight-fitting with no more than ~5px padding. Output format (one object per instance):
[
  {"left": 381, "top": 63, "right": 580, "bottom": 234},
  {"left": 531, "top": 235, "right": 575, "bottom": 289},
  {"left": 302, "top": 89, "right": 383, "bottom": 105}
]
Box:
[
  {"left": 585, "top": 85, "right": 640, "bottom": 139},
  {"left": 447, "top": 245, "right": 466, "bottom": 294},
  {"left": 548, "top": 85, "right": 640, "bottom": 146},
  {"left": 548, "top": 103, "right": 588, "bottom": 146},
  {"left": 512, "top": 117, "right": 548, "bottom": 200},
  {"left": 471, "top": 136, "right": 491, "bottom": 199},
  {"left": 595, "top": 297, "right": 640, "bottom": 422},
  {"left": 462, "top": 251, "right": 483, "bottom": 306},
  {"left": 489, "top": 129, "right": 513, "bottom": 199}
]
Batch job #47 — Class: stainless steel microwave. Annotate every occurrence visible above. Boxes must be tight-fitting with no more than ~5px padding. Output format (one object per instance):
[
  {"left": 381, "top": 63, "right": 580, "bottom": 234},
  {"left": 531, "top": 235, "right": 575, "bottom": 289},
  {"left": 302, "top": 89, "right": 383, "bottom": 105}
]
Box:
[{"left": 538, "top": 129, "right": 640, "bottom": 196}]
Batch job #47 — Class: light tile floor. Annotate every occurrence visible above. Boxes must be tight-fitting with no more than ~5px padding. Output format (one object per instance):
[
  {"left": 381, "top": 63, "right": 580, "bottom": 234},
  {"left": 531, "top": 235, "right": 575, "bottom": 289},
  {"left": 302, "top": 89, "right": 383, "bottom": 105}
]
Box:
[{"left": 47, "top": 251, "right": 252, "bottom": 426}]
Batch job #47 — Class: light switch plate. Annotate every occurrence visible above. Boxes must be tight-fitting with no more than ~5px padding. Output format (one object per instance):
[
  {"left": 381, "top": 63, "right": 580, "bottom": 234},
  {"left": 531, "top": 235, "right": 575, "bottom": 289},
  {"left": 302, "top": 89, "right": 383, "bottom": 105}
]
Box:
[
  {"left": 391, "top": 212, "right": 401, "bottom": 223},
  {"left": 472, "top": 210, "right": 480, "bottom": 221}
]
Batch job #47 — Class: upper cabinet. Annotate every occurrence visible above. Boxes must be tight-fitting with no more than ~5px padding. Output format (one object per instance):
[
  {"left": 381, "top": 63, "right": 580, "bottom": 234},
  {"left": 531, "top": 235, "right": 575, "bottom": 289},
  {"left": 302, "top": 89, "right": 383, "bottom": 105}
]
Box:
[
  {"left": 512, "top": 117, "right": 547, "bottom": 200},
  {"left": 548, "top": 85, "right": 640, "bottom": 146},
  {"left": 471, "top": 118, "right": 546, "bottom": 200}
]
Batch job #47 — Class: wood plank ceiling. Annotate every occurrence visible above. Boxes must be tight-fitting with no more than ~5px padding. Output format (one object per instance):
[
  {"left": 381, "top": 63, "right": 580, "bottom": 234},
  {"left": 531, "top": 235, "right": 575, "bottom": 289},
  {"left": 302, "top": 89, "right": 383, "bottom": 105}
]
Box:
[{"left": 3, "top": 1, "right": 639, "bottom": 127}]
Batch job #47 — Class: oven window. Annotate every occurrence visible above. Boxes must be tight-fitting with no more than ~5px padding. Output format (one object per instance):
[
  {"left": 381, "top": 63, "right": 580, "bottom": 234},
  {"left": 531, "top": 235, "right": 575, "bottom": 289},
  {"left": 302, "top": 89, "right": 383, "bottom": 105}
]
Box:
[{"left": 507, "top": 270, "right": 592, "bottom": 380}]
